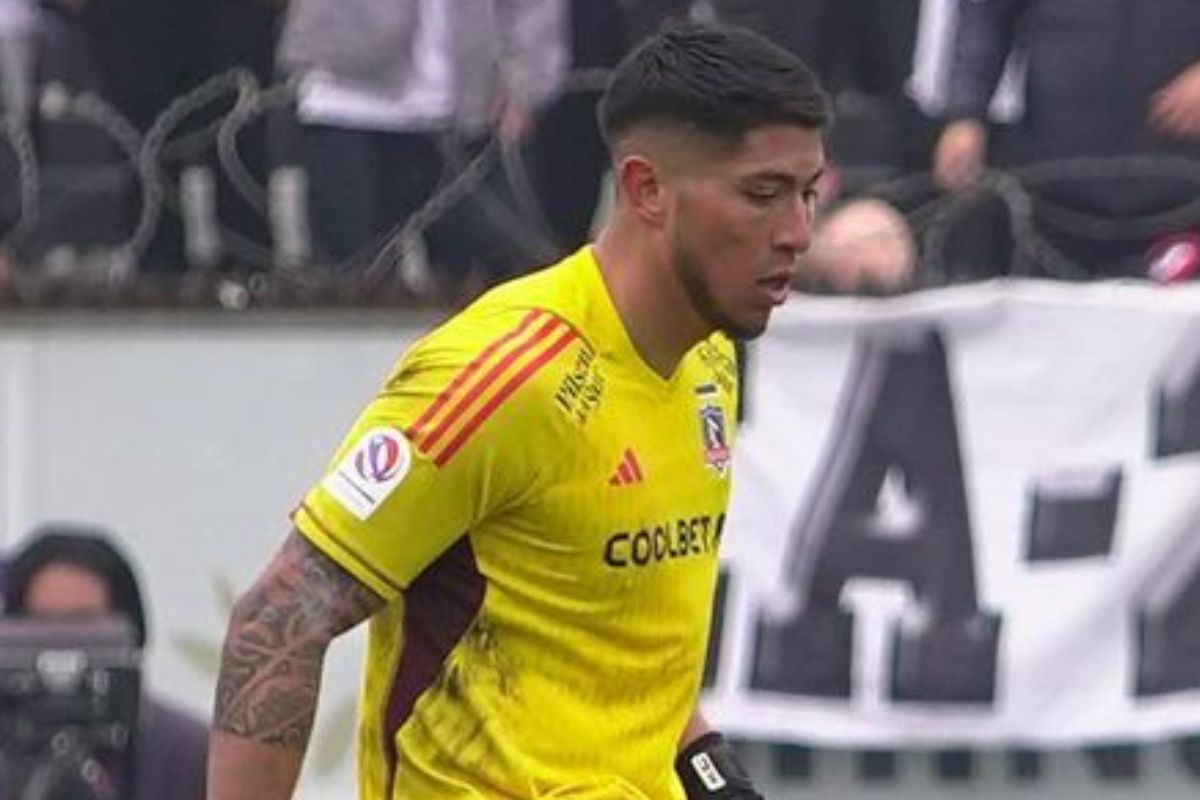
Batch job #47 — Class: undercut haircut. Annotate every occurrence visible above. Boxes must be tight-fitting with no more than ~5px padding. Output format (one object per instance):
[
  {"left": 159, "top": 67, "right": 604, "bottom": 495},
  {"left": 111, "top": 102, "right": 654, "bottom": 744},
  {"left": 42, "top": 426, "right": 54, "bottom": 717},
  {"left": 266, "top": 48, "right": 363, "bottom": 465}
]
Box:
[{"left": 598, "top": 21, "right": 831, "bottom": 148}]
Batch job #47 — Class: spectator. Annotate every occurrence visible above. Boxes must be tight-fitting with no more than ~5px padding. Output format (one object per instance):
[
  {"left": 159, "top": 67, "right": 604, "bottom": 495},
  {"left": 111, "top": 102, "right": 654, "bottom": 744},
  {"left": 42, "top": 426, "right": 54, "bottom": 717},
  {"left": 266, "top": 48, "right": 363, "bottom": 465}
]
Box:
[
  {"left": 529, "top": 0, "right": 628, "bottom": 253},
  {"left": 73, "top": 0, "right": 279, "bottom": 274},
  {"left": 2, "top": 524, "right": 207, "bottom": 800},
  {"left": 200, "top": 0, "right": 285, "bottom": 273},
  {"left": 278, "top": 0, "right": 567, "bottom": 293},
  {"left": 22, "top": 0, "right": 133, "bottom": 264},
  {"left": 0, "top": 0, "right": 34, "bottom": 253},
  {"left": 933, "top": 0, "right": 1200, "bottom": 277},
  {"left": 530, "top": 0, "right": 700, "bottom": 259},
  {"left": 77, "top": 0, "right": 208, "bottom": 134},
  {"left": 714, "top": 0, "right": 938, "bottom": 180},
  {"left": 0, "top": 0, "right": 35, "bottom": 124},
  {"left": 798, "top": 197, "right": 917, "bottom": 294},
  {"left": 7, "top": 0, "right": 211, "bottom": 274}
]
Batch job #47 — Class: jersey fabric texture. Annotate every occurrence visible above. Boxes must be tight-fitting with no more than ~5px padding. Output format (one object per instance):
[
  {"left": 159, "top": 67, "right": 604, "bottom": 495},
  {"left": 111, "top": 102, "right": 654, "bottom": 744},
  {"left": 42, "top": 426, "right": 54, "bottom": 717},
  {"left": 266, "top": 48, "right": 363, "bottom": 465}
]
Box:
[{"left": 293, "top": 246, "right": 740, "bottom": 800}]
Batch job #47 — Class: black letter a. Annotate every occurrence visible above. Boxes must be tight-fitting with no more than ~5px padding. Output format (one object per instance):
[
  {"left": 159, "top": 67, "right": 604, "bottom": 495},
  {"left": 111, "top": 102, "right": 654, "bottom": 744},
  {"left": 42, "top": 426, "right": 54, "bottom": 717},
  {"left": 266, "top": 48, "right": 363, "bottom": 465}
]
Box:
[{"left": 750, "top": 327, "right": 1000, "bottom": 704}]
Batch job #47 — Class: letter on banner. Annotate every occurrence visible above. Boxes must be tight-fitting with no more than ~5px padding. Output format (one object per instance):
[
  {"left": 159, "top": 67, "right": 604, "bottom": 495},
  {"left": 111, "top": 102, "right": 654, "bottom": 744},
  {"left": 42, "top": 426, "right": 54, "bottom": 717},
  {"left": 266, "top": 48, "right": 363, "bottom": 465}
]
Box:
[
  {"left": 750, "top": 327, "right": 1001, "bottom": 704},
  {"left": 1153, "top": 326, "right": 1200, "bottom": 458},
  {"left": 1137, "top": 325, "right": 1200, "bottom": 695}
]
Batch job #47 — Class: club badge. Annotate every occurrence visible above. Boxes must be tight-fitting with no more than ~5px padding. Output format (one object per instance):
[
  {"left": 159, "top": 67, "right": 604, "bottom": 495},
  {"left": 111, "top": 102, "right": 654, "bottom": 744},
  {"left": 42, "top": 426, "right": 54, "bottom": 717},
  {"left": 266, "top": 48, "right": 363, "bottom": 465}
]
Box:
[{"left": 696, "top": 384, "right": 730, "bottom": 476}]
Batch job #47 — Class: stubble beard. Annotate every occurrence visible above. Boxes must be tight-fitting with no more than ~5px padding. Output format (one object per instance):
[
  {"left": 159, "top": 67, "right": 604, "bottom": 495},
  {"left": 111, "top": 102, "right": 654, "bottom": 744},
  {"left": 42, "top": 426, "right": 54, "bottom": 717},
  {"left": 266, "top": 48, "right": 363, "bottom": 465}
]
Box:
[{"left": 672, "top": 239, "right": 768, "bottom": 341}]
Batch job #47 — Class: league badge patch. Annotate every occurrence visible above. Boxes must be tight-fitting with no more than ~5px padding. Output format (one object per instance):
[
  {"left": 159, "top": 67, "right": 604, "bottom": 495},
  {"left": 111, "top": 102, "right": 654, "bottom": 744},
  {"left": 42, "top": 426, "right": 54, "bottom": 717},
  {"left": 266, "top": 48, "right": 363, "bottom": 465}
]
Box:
[{"left": 323, "top": 427, "right": 412, "bottom": 520}]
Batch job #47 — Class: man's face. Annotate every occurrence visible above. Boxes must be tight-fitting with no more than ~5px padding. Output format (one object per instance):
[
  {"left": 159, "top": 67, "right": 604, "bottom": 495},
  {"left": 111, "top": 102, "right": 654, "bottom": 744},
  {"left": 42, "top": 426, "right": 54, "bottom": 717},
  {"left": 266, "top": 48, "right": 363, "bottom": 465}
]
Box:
[
  {"left": 24, "top": 563, "right": 112, "bottom": 617},
  {"left": 666, "top": 125, "right": 825, "bottom": 339}
]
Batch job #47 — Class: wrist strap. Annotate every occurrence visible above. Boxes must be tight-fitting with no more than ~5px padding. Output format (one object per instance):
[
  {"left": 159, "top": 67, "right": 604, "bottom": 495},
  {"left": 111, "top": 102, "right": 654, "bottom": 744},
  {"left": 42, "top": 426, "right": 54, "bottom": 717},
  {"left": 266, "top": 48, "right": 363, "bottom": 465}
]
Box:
[{"left": 675, "top": 732, "right": 763, "bottom": 800}]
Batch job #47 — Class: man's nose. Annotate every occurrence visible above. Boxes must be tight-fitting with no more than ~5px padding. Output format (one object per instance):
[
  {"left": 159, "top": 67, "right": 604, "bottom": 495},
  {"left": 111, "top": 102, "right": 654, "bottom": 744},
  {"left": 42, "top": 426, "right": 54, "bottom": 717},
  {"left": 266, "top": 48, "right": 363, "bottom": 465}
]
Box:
[{"left": 774, "top": 194, "right": 813, "bottom": 254}]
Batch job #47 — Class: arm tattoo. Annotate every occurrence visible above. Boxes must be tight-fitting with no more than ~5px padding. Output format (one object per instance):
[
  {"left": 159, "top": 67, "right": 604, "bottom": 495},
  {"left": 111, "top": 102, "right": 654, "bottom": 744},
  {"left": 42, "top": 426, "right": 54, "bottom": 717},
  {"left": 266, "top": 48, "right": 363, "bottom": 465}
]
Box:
[{"left": 213, "top": 530, "right": 383, "bottom": 748}]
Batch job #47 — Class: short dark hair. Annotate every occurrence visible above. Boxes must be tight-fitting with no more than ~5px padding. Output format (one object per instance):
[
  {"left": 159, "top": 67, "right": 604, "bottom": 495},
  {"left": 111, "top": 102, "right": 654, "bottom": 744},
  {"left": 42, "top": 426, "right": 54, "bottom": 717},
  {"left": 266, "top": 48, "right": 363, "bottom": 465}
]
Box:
[
  {"left": 598, "top": 21, "right": 831, "bottom": 146},
  {"left": 3, "top": 523, "right": 148, "bottom": 648}
]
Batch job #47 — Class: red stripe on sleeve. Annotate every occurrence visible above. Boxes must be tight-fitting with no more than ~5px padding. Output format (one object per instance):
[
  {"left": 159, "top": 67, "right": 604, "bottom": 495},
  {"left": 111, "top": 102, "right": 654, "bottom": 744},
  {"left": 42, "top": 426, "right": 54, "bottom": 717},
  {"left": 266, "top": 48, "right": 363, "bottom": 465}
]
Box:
[
  {"left": 432, "top": 327, "right": 578, "bottom": 466},
  {"left": 417, "top": 316, "right": 565, "bottom": 453},
  {"left": 406, "top": 309, "right": 544, "bottom": 443}
]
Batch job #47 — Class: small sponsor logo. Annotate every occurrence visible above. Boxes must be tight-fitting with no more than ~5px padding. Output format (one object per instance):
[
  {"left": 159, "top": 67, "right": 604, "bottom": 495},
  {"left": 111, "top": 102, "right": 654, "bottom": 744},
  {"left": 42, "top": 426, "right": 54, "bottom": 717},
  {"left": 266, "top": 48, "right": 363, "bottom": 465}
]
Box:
[
  {"left": 697, "top": 343, "right": 737, "bottom": 395},
  {"left": 554, "top": 344, "right": 606, "bottom": 426},
  {"left": 691, "top": 753, "right": 727, "bottom": 791},
  {"left": 602, "top": 513, "right": 725, "bottom": 569},
  {"left": 323, "top": 428, "right": 412, "bottom": 520},
  {"left": 607, "top": 447, "right": 645, "bottom": 486}
]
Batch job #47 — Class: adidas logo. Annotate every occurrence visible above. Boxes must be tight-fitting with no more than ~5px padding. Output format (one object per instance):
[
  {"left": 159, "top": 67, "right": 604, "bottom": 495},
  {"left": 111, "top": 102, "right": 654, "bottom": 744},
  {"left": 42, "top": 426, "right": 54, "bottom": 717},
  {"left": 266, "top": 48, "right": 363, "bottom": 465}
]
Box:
[{"left": 608, "top": 448, "right": 645, "bottom": 486}]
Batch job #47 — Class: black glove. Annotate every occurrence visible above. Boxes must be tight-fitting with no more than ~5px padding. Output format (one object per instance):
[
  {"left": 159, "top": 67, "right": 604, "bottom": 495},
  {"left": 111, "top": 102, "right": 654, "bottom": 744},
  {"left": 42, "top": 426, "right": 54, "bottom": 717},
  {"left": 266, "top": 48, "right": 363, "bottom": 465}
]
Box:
[{"left": 675, "top": 732, "right": 764, "bottom": 800}]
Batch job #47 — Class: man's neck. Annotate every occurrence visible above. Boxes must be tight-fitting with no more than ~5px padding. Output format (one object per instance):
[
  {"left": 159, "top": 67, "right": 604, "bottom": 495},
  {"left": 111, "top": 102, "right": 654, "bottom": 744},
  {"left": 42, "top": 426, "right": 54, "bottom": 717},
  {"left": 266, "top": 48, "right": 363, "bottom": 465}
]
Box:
[{"left": 593, "top": 222, "right": 709, "bottom": 380}]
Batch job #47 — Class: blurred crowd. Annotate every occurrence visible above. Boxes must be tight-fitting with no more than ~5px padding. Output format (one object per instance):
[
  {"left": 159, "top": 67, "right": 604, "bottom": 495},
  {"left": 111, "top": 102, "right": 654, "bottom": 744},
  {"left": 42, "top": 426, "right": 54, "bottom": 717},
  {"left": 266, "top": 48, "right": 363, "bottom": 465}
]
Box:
[{"left": 0, "top": 0, "right": 1199, "bottom": 301}]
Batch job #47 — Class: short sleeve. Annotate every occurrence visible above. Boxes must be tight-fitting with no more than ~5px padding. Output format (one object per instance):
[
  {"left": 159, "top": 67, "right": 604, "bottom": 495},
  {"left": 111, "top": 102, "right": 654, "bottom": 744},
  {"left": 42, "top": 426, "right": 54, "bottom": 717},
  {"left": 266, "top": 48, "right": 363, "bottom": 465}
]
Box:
[{"left": 293, "top": 307, "right": 577, "bottom": 600}]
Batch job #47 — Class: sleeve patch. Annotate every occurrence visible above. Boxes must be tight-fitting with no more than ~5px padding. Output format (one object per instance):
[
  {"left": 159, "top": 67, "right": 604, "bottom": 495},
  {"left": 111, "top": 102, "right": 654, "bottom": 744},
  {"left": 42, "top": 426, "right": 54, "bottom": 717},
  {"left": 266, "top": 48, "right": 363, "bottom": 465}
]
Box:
[{"left": 322, "top": 427, "right": 413, "bottom": 520}]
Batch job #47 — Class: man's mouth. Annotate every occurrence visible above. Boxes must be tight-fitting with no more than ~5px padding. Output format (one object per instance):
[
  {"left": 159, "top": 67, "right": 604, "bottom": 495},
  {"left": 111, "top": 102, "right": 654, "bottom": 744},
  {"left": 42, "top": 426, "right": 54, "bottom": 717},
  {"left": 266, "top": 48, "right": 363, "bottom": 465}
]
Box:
[{"left": 757, "top": 272, "right": 793, "bottom": 305}]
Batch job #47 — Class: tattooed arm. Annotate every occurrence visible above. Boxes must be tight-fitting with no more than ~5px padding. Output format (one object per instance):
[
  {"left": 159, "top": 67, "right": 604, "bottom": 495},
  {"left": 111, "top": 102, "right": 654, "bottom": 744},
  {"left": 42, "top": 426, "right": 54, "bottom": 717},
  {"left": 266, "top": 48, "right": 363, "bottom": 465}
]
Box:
[{"left": 207, "top": 531, "right": 384, "bottom": 800}]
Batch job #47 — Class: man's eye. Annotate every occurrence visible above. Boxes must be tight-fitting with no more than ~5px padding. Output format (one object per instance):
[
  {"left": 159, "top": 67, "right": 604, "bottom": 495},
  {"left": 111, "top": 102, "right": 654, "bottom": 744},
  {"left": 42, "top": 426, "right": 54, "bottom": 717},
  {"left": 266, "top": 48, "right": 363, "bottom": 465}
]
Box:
[
  {"left": 745, "top": 188, "right": 780, "bottom": 203},
  {"left": 802, "top": 187, "right": 820, "bottom": 208}
]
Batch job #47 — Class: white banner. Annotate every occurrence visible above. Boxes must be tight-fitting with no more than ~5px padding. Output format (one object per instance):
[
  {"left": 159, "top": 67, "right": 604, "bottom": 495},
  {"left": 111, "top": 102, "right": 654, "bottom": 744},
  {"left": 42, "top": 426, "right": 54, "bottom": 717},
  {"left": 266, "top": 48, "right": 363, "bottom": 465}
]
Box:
[{"left": 707, "top": 280, "right": 1200, "bottom": 747}]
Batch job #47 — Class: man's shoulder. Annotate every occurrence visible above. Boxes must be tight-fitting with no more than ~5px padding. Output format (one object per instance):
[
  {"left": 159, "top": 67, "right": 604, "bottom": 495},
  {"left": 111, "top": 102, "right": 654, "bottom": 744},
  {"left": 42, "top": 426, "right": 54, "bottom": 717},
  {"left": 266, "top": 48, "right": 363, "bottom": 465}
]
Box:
[
  {"left": 406, "top": 253, "right": 592, "bottom": 374},
  {"left": 385, "top": 259, "right": 595, "bottom": 436}
]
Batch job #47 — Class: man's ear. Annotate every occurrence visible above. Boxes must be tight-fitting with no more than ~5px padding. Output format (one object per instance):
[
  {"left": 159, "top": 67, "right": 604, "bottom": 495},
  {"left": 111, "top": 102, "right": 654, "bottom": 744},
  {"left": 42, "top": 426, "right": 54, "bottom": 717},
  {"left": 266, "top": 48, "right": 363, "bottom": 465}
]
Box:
[{"left": 615, "top": 154, "right": 669, "bottom": 227}]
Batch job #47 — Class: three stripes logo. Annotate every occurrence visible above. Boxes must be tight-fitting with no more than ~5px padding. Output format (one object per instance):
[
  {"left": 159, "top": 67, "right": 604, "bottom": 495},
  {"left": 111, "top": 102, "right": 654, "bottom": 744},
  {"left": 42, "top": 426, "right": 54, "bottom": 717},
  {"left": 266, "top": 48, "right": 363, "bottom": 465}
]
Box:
[
  {"left": 406, "top": 309, "right": 578, "bottom": 466},
  {"left": 608, "top": 447, "right": 645, "bottom": 487}
]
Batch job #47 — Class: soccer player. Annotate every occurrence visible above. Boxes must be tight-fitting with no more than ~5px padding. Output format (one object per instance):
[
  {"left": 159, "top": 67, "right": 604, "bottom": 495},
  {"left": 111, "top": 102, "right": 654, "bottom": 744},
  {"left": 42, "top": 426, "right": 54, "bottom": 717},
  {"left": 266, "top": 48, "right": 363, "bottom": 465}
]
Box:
[{"left": 208, "top": 22, "right": 829, "bottom": 800}]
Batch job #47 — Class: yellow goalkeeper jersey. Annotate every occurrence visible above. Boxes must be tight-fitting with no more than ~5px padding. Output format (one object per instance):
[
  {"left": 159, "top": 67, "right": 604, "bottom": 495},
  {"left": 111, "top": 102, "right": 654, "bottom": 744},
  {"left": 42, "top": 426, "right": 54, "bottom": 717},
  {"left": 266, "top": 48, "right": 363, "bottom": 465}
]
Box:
[{"left": 293, "top": 246, "right": 739, "bottom": 800}]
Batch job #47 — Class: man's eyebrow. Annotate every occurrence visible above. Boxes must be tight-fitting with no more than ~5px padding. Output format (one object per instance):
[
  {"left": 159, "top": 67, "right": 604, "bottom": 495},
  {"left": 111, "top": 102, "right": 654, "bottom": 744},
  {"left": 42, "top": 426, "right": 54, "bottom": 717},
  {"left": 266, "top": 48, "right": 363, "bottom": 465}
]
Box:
[
  {"left": 744, "top": 166, "right": 826, "bottom": 187},
  {"left": 744, "top": 171, "right": 798, "bottom": 187}
]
